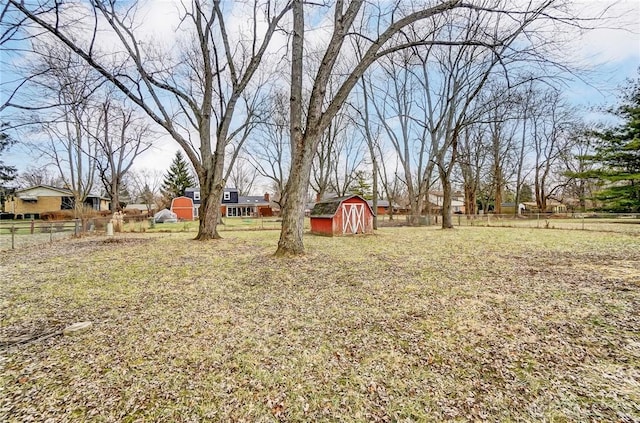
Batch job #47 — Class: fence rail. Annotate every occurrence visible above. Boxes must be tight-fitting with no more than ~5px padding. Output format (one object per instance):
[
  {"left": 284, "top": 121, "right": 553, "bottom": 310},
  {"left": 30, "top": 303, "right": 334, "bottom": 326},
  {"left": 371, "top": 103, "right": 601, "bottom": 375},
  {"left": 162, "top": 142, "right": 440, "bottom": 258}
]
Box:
[
  {"left": 2, "top": 213, "right": 638, "bottom": 251},
  {"left": 376, "top": 212, "right": 640, "bottom": 234},
  {"left": 0, "top": 216, "right": 151, "bottom": 250}
]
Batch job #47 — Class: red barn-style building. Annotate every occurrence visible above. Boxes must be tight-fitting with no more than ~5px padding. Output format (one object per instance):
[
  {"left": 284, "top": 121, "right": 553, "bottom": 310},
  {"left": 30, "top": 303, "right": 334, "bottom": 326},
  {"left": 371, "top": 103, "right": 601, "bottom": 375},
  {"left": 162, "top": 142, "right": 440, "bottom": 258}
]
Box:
[
  {"left": 171, "top": 196, "right": 195, "bottom": 221},
  {"left": 310, "top": 195, "right": 375, "bottom": 236}
]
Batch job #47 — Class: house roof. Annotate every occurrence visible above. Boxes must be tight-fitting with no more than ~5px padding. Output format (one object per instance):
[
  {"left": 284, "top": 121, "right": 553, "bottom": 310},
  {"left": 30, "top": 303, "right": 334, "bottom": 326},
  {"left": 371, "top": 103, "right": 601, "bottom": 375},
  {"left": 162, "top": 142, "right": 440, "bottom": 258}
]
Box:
[
  {"left": 125, "top": 203, "right": 156, "bottom": 211},
  {"left": 16, "top": 185, "right": 72, "bottom": 196},
  {"left": 366, "top": 199, "right": 402, "bottom": 208},
  {"left": 237, "top": 195, "right": 269, "bottom": 206},
  {"left": 310, "top": 195, "right": 375, "bottom": 218},
  {"left": 15, "top": 185, "right": 110, "bottom": 201},
  {"left": 186, "top": 186, "right": 239, "bottom": 193}
]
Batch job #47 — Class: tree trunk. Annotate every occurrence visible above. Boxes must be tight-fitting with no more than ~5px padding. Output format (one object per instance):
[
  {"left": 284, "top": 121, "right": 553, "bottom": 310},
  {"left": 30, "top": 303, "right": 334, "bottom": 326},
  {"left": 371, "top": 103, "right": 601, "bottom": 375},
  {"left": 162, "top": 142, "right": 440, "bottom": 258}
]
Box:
[
  {"left": 441, "top": 170, "right": 454, "bottom": 229},
  {"left": 196, "top": 175, "right": 223, "bottom": 240},
  {"left": 110, "top": 177, "right": 120, "bottom": 212},
  {"left": 275, "top": 136, "right": 315, "bottom": 256},
  {"left": 494, "top": 169, "right": 503, "bottom": 215},
  {"left": 371, "top": 157, "right": 378, "bottom": 230},
  {"left": 111, "top": 186, "right": 120, "bottom": 212},
  {"left": 408, "top": 194, "right": 422, "bottom": 226},
  {"left": 464, "top": 182, "right": 476, "bottom": 215}
]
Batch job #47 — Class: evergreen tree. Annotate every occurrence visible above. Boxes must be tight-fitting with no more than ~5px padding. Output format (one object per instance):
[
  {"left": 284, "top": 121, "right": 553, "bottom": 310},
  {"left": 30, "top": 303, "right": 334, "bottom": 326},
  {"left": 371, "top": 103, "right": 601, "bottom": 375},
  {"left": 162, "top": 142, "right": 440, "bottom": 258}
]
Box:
[
  {"left": 0, "top": 124, "right": 17, "bottom": 185},
  {"left": 575, "top": 76, "right": 640, "bottom": 212},
  {"left": 161, "top": 151, "right": 195, "bottom": 202},
  {"left": 0, "top": 124, "right": 17, "bottom": 209},
  {"left": 349, "top": 170, "right": 373, "bottom": 200},
  {"left": 519, "top": 183, "right": 534, "bottom": 203}
]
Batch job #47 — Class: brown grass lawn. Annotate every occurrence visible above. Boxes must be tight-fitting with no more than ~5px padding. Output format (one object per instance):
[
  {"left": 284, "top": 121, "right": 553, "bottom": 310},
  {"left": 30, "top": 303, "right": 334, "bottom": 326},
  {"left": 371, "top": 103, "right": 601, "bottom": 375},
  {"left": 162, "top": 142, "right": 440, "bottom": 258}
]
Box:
[{"left": 1, "top": 227, "right": 639, "bottom": 422}]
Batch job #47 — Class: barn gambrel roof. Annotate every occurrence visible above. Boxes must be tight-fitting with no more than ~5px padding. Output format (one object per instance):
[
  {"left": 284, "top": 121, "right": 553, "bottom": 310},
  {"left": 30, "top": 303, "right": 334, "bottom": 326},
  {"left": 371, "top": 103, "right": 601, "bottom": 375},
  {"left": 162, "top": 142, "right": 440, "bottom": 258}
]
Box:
[{"left": 310, "top": 194, "right": 375, "bottom": 218}]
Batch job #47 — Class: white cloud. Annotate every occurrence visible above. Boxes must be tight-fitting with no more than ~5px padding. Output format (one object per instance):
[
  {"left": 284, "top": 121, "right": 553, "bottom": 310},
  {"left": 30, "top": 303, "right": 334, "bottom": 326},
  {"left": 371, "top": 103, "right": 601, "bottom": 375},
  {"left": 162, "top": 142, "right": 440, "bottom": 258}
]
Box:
[{"left": 568, "top": 0, "right": 640, "bottom": 64}]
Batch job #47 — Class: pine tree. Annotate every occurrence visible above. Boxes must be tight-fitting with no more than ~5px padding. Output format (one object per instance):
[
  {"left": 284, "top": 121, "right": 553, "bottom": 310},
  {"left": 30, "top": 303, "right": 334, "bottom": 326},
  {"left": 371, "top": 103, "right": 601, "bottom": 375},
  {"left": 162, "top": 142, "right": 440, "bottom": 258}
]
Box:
[
  {"left": 576, "top": 75, "right": 640, "bottom": 212},
  {"left": 0, "top": 124, "right": 17, "bottom": 209},
  {"left": 161, "top": 151, "right": 195, "bottom": 202},
  {"left": 349, "top": 170, "right": 373, "bottom": 200},
  {"left": 0, "top": 123, "right": 17, "bottom": 185}
]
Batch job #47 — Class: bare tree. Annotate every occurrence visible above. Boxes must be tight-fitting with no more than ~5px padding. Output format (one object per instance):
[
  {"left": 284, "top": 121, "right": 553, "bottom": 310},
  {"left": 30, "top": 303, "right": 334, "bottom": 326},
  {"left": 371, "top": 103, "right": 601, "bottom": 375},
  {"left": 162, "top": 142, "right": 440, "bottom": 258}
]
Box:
[
  {"left": 458, "top": 124, "right": 489, "bottom": 215},
  {"left": 93, "top": 94, "right": 154, "bottom": 210},
  {"left": 246, "top": 90, "right": 290, "bottom": 202},
  {"left": 480, "top": 87, "right": 520, "bottom": 214},
  {"left": 329, "top": 120, "right": 365, "bottom": 197},
  {"left": 16, "top": 166, "right": 64, "bottom": 189},
  {"left": 349, "top": 77, "right": 384, "bottom": 228},
  {"left": 124, "top": 168, "right": 164, "bottom": 213},
  {"left": 228, "top": 156, "right": 259, "bottom": 196},
  {"left": 279, "top": 0, "right": 479, "bottom": 254},
  {"left": 277, "top": 0, "right": 583, "bottom": 253},
  {"left": 366, "top": 50, "right": 436, "bottom": 225},
  {"left": 27, "top": 45, "right": 101, "bottom": 216},
  {"left": 9, "top": 0, "right": 292, "bottom": 239},
  {"left": 530, "top": 89, "right": 576, "bottom": 211}
]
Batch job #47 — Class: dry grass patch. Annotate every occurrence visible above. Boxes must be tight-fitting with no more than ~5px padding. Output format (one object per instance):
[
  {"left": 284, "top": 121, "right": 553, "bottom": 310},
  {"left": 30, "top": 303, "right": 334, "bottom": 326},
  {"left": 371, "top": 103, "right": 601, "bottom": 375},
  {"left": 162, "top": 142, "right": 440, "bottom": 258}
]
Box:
[{"left": 1, "top": 227, "right": 639, "bottom": 421}]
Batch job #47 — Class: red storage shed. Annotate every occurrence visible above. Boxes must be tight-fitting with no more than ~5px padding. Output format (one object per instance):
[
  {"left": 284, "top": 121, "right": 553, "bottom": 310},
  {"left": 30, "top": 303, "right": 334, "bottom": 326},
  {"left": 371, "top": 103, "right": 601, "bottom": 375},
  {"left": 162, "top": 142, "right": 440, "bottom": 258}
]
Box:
[
  {"left": 310, "top": 195, "right": 375, "bottom": 236},
  {"left": 171, "top": 196, "right": 195, "bottom": 221}
]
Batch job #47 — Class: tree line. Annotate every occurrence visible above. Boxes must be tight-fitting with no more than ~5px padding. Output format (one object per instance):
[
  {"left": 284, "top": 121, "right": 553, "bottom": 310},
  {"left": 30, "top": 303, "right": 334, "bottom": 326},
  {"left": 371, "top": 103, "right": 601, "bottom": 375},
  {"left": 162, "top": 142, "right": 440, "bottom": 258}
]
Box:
[{"left": 1, "top": 1, "right": 637, "bottom": 255}]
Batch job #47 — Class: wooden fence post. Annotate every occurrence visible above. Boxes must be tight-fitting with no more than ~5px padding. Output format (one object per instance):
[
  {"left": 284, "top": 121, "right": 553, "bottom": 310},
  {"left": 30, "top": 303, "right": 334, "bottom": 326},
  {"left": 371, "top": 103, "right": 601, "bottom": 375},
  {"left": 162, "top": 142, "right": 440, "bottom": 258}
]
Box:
[{"left": 11, "top": 224, "right": 15, "bottom": 250}]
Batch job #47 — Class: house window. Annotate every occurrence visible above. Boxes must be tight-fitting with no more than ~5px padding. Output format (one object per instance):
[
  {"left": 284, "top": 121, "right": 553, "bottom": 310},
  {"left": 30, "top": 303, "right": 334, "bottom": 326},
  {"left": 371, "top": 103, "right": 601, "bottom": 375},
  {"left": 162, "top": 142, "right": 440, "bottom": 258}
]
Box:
[
  {"left": 61, "top": 197, "right": 74, "bottom": 210},
  {"left": 223, "top": 191, "right": 230, "bottom": 201},
  {"left": 194, "top": 191, "right": 200, "bottom": 201}
]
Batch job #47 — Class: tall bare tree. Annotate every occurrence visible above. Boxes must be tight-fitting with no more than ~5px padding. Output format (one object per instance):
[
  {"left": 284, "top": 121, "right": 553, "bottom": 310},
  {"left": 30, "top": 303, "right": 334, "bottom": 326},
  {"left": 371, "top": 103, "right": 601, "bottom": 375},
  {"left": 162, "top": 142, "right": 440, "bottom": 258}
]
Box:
[
  {"left": 277, "top": 0, "right": 581, "bottom": 253},
  {"left": 458, "top": 124, "right": 489, "bottom": 215},
  {"left": 26, "top": 45, "right": 102, "bottom": 216},
  {"left": 530, "top": 89, "right": 576, "bottom": 211},
  {"left": 228, "top": 156, "right": 259, "bottom": 196},
  {"left": 124, "top": 168, "right": 164, "bottom": 212},
  {"left": 279, "top": 0, "right": 476, "bottom": 254},
  {"left": 246, "top": 90, "right": 290, "bottom": 202},
  {"left": 93, "top": 95, "right": 154, "bottom": 210},
  {"left": 8, "top": 0, "right": 292, "bottom": 239},
  {"left": 366, "top": 50, "right": 436, "bottom": 224}
]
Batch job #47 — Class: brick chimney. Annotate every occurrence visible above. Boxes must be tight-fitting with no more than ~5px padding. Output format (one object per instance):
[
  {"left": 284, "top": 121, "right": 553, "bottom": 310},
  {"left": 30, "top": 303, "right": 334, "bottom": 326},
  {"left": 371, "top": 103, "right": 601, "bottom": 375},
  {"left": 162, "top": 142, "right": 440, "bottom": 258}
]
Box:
[{"left": 264, "top": 192, "right": 270, "bottom": 202}]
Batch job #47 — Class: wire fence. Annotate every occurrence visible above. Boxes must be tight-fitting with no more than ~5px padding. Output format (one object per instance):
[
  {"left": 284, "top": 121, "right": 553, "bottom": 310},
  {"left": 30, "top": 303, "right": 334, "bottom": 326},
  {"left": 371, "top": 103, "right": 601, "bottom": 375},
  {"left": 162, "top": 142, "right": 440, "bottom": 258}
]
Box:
[
  {"left": 376, "top": 212, "right": 640, "bottom": 234},
  {"left": 2, "top": 213, "right": 638, "bottom": 251},
  {"left": 0, "top": 216, "right": 297, "bottom": 250},
  {"left": 0, "top": 216, "right": 150, "bottom": 251}
]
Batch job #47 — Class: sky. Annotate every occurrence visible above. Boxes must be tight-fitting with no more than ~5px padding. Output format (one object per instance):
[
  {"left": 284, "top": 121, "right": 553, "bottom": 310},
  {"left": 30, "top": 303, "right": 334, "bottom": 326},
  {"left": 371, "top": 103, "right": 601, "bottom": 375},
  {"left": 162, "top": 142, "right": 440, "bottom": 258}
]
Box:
[{"left": 1, "top": 0, "right": 639, "bottom": 194}]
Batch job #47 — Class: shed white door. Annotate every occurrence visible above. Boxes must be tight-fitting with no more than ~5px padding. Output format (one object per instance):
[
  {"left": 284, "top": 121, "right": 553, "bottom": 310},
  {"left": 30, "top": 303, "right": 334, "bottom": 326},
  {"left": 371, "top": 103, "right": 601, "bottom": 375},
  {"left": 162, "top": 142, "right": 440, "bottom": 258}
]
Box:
[{"left": 341, "top": 203, "right": 364, "bottom": 234}]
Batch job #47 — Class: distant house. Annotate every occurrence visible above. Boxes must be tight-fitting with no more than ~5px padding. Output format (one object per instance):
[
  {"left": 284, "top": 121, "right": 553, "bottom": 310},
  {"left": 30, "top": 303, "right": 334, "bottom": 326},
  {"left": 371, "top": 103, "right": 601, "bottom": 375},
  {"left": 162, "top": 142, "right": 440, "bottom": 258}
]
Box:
[
  {"left": 3, "top": 185, "right": 110, "bottom": 219},
  {"left": 501, "top": 202, "right": 527, "bottom": 215},
  {"left": 306, "top": 193, "right": 404, "bottom": 217},
  {"left": 184, "top": 187, "right": 273, "bottom": 218},
  {"left": 310, "top": 195, "right": 375, "bottom": 236},
  {"left": 428, "top": 191, "right": 465, "bottom": 214},
  {"left": 366, "top": 199, "right": 406, "bottom": 216},
  {"left": 522, "top": 201, "right": 567, "bottom": 214}
]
